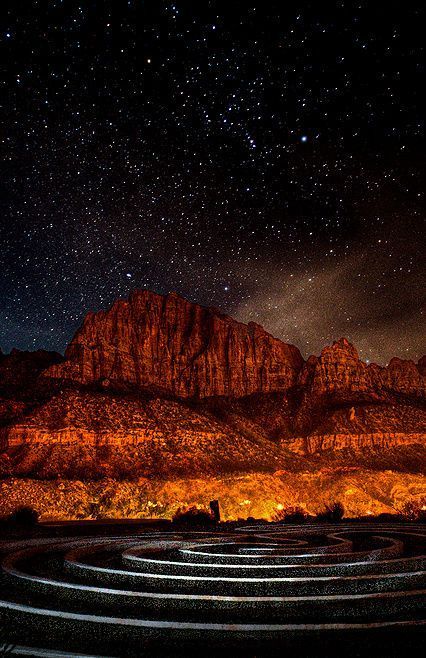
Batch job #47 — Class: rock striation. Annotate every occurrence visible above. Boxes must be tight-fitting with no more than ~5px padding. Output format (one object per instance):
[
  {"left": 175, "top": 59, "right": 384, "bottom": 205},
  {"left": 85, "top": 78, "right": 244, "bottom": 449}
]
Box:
[
  {"left": 0, "top": 290, "right": 425, "bottom": 476},
  {"left": 287, "top": 432, "right": 425, "bottom": 455},
  {"left": 0, "top": 389, "right": 289, "bottom": 478},
  {"left": 294, "top": 338, "right": 426, "bottom": 433},
  {"left": 43, "top": 290, "right": 304, "bottom": 398}
]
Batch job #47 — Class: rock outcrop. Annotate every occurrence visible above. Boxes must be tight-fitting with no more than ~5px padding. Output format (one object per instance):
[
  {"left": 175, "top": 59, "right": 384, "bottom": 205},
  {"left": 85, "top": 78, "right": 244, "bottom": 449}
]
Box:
[
  {"left": 294, "top": 338, "right": 426, "bottom": 433},
  {"left": 0, "top": 290, "right": 425, "bottom": 477},
  {"left": 300, "top": 338, "right": 425, "bottom": 401},
  {"left": 43, "top": 290, "right": 304, "bottom": 398},
  {"left": 0, "top": 348, "right": 63, "bottom": 397},
  {"left": 287, "top": 432, "right": 425, "bottom": 455}
]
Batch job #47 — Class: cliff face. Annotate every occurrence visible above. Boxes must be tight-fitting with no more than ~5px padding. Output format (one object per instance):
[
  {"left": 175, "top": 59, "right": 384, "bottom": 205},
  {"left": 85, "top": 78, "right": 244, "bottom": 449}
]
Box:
[
  {"left": 43, "top": 290, "right": 304, "bottom": 398},
  {"left": 298, "top": 338, "right": 425, "bottom": 402},
  {"left": 287, "top": 433, "right": 425, "bottom": 455},
  {"left": 1, "top": 290, "right": 425, "bottom": 475},
  {"left": 294, "top": 338, "right": 426, "bottom": 433},
  {"left": 42, "top": 294, "right": 425, "bottom": 406}
]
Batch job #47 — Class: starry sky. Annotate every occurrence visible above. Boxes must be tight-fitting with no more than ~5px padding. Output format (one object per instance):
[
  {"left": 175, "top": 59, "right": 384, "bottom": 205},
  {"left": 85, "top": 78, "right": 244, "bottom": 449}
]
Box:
[{"left": 1, "top": 1, "right": 424, "bottom": 364}]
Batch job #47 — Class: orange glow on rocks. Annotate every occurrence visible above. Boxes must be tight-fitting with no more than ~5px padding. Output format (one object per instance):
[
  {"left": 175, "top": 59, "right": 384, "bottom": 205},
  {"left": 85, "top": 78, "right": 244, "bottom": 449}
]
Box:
[
  {"left": 0, "top": 292, "right": 424, "bottom": 523},
  {"left": 1, "top": 471, "right": 425, "bottom": 521}
]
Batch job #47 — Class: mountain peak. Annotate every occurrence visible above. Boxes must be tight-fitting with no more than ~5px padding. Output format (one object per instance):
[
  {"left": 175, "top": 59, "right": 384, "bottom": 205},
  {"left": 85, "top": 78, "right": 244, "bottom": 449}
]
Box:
[
  {"left": 320, "top": 337, "right": 359, "bottom": 362},
  {"left": 44, "top": 289, "right": 304, "bottom": 398},
  {"left": 36, "top": 291, "right": 425, "bottom": 406}
]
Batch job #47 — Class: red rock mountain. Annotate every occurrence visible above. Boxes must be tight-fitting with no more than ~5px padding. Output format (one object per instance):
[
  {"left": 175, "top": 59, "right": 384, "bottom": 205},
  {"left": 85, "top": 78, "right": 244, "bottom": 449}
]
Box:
[
  {"left": 294, "top": 337, "right": 425, "bottom": 432},
  {"left": 0, "top": 290, "right": 425, "bottom": 483},
  {"left": 297, "top": 338, "right": 425, "bottom": 402},
  {"left": 43, "top": 290, "right": 304, "bottom": 398},
  {"left": 42, "top": 290, "right": 425, "bottom": 405}
]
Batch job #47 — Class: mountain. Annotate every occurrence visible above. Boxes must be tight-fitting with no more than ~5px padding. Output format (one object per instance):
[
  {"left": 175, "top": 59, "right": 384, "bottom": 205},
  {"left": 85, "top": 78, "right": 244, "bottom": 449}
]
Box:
[
  {"left": 0, "top": 290, "right": 425, "bottom": 519},
  {"left": 42, "top": 290, "right": 304, "bottom": 397},
  {"left": 39, "top": 291, "right": 424, "bottom": 407},
  {"left": 294, "top": 337, "right": 425, "bottom": 434},
  {"left": 0, "top": 348, "right": 62, "bottom": 398}
]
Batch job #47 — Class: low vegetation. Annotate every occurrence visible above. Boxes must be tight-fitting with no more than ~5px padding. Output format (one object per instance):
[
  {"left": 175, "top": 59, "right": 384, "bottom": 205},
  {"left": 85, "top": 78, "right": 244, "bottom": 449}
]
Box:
[
  {"left": 272, "top": 506, "right": 308, "bottom": 524},
  {"left": 316, "top": 502, "right": 345, "bottom": 523},
  {"left": 172, "top": 506, "right": 216, "bottom": 527},
  {"left": 6, "top": 506, "right": 39, "bottom": 526},
  {"left": 0, "top": 471, "right": 424, "bottom": 522}
]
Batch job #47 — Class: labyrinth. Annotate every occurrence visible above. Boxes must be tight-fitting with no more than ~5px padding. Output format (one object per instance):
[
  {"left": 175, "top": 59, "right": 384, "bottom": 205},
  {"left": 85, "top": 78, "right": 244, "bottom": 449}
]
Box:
[{"left": 0, "top": 523, "right": 425, "bottom": 656}]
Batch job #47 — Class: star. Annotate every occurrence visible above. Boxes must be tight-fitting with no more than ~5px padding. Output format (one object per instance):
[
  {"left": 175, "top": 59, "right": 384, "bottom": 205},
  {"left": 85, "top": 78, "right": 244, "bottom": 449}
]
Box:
[{"left": 0, "top": 2, "right": 422, "bottom": 365}]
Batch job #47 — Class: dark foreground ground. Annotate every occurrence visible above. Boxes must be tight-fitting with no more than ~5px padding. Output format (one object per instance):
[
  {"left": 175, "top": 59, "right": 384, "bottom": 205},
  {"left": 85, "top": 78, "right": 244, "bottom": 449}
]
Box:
[{"left": 0, "top": 519, "right": 424, "bottom": 657}]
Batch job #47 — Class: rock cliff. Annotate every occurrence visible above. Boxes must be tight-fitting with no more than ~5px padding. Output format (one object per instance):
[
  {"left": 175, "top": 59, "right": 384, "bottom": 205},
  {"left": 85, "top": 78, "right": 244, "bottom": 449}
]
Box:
[
  {"left": 294, "top": 338, "right": 426, "bottom": 433},
  {"left": 43, "top": 290, "right": 304, "bottom": 398},
  {"left": 42, "top": 294, "right": 425, "bottom": 409},
  {"left": 0, "top": 290, "right": 425, "bottom": 476},
  {"left": 287, "top": 433, "right": 425, "bottom": 455}
]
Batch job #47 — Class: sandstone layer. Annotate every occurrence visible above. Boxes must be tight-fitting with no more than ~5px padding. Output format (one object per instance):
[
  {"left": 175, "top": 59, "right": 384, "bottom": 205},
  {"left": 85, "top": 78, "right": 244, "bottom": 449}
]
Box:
[
  {"left": 43, "top": 290, "right": 304, "bottom": 398},
  {"left": 0, "top": 390, "right": 288, "bottom": 479},
  {"left": 0, "top": 289, "right": 425, "bottom": 484}
]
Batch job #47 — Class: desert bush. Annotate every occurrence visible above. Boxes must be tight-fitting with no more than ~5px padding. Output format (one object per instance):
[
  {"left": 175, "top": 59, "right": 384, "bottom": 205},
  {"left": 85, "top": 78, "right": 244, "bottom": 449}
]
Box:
[
  {"left": 7, "top": 506, "right": 39, "bottom": 526},
  {"left": 399, "top": 498, "right": 426, "bottom": 522},
  {"left": 316, "top": 502, "right": 345, "bottom": 523},
  {"left": 273, "top": 506, "right": 308, "bottom": 524},
  {"left": 172, "top": 506, "right": 215, "bottom": 527},
  {"left": 375, "top": 513, "right": 401, "bottom": 523}
]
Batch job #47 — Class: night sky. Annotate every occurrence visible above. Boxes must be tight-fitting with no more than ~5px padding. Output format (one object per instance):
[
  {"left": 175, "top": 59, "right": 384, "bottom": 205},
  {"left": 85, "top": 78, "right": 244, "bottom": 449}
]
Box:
[{"left": 1, "top": 1, "right": 424, "bottom": 364}]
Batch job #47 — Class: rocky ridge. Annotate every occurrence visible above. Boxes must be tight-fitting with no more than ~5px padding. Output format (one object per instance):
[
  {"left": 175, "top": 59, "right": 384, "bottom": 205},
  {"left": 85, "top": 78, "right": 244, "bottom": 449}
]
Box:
[
  {"left": 0, "top": 289, "right": 425, "bottom": 478},
  {"left": 43, "top": 290, "right": 304, "bottom": 398},
  {"left": 0, "top": 348, "right": 62, "bottom": 397}
]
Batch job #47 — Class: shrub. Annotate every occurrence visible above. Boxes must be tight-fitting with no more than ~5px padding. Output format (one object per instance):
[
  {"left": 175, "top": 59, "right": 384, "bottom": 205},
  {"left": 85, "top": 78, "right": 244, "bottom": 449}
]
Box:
[
  {"left": 7, "top": 506, "right": 39, "bottom": 526},
  {"left": 172, "top": 506, "right": 215, "bottom": 527},
  {"left": 399, "top": 499, "right": 426, "bottom": 522},
  {"left": 273, "top": 506, "right": 308, "bottom": 524},
  {"left": 316, "top": 502, "right": 345, "bottom": 523}
]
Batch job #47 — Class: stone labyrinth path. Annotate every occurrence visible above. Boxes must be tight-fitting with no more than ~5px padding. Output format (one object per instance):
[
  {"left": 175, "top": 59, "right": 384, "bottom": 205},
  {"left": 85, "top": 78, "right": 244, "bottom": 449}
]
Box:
[{"left": 0, "top": 523, "right": 424, "bottom": 656}]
